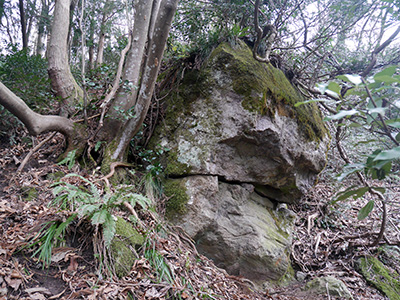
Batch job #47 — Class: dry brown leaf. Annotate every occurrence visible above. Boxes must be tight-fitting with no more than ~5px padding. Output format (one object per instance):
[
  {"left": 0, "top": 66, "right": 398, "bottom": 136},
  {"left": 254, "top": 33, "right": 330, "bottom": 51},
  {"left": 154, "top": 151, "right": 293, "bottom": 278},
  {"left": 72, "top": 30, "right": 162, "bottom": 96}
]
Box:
[{"left": 5, "top": 277, "right": 22, "bottom": 290}]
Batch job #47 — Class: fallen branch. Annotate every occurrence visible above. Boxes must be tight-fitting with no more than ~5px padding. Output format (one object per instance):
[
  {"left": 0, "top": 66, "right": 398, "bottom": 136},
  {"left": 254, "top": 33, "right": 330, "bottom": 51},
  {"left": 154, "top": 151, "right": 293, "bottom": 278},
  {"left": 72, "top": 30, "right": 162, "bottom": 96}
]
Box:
[{"left": 17, "top": 132, "right": 57, "bottom": 173}]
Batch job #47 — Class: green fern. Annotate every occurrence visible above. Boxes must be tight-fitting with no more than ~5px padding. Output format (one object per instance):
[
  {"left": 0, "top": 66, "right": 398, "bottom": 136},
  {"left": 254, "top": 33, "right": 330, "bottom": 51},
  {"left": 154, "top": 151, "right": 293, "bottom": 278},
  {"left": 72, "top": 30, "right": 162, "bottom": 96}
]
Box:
[
  {"left": 57, "top": 149, "right": 77, "bottom": 170},
  {"left": 30, "top": 213, "right": 77, "bottom": 266},
  {"left": 50, "top": 174, "right": 151, "bottom": 248}
]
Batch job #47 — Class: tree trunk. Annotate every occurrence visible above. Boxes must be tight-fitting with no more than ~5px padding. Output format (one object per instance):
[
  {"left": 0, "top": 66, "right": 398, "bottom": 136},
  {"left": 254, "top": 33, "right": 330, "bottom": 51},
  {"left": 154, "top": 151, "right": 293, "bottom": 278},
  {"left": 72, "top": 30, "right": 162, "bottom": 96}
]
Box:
[
  {"left": 95, "top": 2, "right": 109, "bottom": 68},
  {"left": 96, "top": 33, "right": 105, "bottom": 67},
  {"left": 0, "top": 82, "right": 73, "bottom": 138},
  {"left": 104, "top": 0, "right": 178, "bottom": 162},
  {"left": 36, "top": 0, "right": 49, "bottom": 57},
  {"left": 0, "top": 0, "right": 5, "bottom": 21},
  {"left": 48, "top": 0, "right": 83, "bottom": 116},
  {"left": 88, "top": 19, "right": 95, "bottom": 70},
  {"left": 18, "top": 0, "right": 28, "bottom": 50}
]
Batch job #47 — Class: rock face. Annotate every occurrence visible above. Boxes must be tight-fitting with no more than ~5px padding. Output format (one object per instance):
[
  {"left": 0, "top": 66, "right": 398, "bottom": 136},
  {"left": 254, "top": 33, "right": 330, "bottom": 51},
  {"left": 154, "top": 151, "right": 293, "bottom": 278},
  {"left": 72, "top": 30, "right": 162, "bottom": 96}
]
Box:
[
  {"left": 152, "top": 40, "right": 329, "bottom": 283},
  {"left": 165, "top": 176, "right": 295, "bottom": 281}
]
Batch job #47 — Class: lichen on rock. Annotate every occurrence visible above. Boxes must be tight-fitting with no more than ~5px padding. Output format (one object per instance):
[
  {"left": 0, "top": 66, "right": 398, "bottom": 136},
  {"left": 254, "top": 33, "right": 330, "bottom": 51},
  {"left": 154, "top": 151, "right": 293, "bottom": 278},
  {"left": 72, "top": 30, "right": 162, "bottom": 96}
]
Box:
[
  {"left": 149, "top": 40, "right": 330, "bottom": 285},
  {"left": 206, "top": 40, "right": 328, "bottom": 142},
  {"left": 152, "top": 40, "right": 329, "bottom": 203},
  {"left": 305, "top": 276, "right": 353, "bottom": 299}
]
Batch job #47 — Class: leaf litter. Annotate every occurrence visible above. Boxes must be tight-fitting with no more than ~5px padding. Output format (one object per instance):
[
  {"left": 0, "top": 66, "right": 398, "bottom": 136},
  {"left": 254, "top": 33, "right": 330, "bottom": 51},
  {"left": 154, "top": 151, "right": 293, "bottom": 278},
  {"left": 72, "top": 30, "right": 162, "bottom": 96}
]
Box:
[{"left": 0, "top": 130, "right": 399, "bottom": 299}]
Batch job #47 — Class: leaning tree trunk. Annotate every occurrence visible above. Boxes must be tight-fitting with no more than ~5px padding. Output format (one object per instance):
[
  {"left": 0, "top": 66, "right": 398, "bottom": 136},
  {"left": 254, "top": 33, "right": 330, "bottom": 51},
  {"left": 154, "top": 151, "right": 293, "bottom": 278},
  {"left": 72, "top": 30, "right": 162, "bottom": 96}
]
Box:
[
  {"left": 102, "top": 0, "right": 178, "bottom": 163},
  {"left": 48, "top": 0, "right": 83, "bottom": 116}
]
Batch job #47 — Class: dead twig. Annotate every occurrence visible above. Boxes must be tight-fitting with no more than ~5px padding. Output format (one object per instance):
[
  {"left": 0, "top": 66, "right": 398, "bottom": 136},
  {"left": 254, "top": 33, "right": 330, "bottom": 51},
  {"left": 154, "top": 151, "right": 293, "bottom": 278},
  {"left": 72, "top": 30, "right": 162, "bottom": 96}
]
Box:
[{"left": 16, "top": 132, "right": 57, "bottom": 173}]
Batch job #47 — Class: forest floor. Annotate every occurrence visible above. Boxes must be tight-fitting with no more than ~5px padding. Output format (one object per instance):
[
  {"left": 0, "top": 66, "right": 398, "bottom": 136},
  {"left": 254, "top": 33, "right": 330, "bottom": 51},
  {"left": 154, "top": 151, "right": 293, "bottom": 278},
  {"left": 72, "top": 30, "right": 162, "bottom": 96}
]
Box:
[{"left": 0, "top": 129, "right": 399, "bottom": 300}]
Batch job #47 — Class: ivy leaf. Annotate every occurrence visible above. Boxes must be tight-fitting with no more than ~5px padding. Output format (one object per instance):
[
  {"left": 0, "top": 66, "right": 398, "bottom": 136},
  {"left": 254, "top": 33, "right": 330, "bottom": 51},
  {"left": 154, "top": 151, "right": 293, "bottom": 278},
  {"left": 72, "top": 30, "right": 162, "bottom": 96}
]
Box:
[{"left": 358, "top": 200, "right": 374, "bottom": 220}]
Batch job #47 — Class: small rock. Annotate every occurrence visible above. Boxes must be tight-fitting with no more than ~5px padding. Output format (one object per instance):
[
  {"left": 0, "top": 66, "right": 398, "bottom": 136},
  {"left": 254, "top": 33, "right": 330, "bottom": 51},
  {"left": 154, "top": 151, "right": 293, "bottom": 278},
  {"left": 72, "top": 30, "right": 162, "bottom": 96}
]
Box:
[
  {"left": 296, "top": 271, "right": 307, "bottom": 282},
  {"left": 305, "top": 276, "right": 353, "bottom": 299}
]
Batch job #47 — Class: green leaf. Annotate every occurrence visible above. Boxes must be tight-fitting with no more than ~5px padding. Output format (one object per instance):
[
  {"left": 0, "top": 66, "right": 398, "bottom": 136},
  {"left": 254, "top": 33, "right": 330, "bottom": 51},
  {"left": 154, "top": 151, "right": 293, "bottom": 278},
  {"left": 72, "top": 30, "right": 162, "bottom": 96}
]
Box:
[
  {"left": 324, "top": 109, "right": 359, "bottom": 121},
  {"left": 78, "top": 204, "right": 98, "bottom": 218},
  {"left": 358, "top": 200, "right": 374, "bottom": 220},
  {"left": 336, "top": 163, "right": 365, "bottom": 181},
  {"left": 373, "top": 146, "right": 400, "bottom": 161},
  {"left": 333, "top": 186, "right": 369, "bottom": 203},
  {"left": 370, "top": 186, "right": 386, "bottom": 195},
  {"left": 95, "top": 141, "right": 103, "bottom": 152},
  {"left": 294, "top": 98, "right": 335, "bottom": 107},
  {"left": 102, "top": 214, "right": 116, "bottom": 248},
  {"left": 327, "top": 81, "right": 341, "bottom": 94},
  {"left": 374, "top": 75, "right": 399, "bottom": 84},
  {"left": 337, "top": 74, "right": 362, "bottom": 85},
  {"left": 386, "top": 119, "right": 400, "bottom": 129},
  {"left": 367, "top": 107, "right": 388, "bottom": 115},
  {"left": 57, "top": 150, "right": 77, "bottom": 170},
  {"left": 375, "top": 66, "right": 397, "bottom": 78},
  {"left": 316, "top": 82, "right": 329, "bottom": 94},
  {"left": 91, "top": 210, "right": 109, "bottom": 225},
  {"left": 130, "top": 193, "right": 151, "bottom": 209}
]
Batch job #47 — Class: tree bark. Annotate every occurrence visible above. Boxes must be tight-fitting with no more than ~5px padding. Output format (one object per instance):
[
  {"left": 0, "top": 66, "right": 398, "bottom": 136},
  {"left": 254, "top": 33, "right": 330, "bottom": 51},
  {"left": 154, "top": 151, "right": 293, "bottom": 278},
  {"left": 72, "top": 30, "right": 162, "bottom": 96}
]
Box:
[
  {"left": 105, "top": 0, "right": 178, "bottom": 161},
  {"left": 0, "top": 0, "right": 5, "bottom": 21},
  {"left": 48, "top": 0, "right": 83, "bottom": 116},
  {"left": 35, "top": 0, "right": 49, "bottom": 57},
  {"left": 0, "top": 81, "right": 73, "bottom": 137},
  {"left": 95, "top": 1, "right": 109, "bottom": 68},
  {"left": 18, "top": 0, "right": 28, "bottom": 50}
]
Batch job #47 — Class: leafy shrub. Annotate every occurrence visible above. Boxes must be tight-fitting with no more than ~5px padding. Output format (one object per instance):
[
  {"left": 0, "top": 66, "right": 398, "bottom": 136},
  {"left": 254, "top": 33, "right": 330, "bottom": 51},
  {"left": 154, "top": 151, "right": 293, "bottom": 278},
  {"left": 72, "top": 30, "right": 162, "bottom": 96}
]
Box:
[{"left": 0, "top": 46, "right": 54, "bottom": 110}]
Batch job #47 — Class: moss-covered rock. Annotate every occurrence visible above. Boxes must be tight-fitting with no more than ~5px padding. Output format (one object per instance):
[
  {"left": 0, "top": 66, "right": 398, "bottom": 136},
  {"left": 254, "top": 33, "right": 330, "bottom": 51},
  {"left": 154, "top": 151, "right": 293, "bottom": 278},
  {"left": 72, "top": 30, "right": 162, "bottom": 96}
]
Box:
[
  {"left": 110, "top": 217, "right": 144, "bottom": 278},
  {"left": 206, "top": 41, "right": 328, "bottom": 142},
  {"left": 149, "top": 40, "right": 329, "bottom": 203},
  {"left": 163, "top": 179, "right": 189, "bottom": 217},
  {"left": 305, "top": 276, "right": 353, "bottom": 299},
  {"left": 357, "top": 256, "right": 400, "bottom": 300}
]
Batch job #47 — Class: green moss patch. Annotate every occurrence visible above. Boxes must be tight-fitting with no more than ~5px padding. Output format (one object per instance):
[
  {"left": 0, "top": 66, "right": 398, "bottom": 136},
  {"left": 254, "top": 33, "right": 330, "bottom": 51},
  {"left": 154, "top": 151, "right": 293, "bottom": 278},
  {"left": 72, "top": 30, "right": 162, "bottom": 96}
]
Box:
[
  {"left": 20, "top": 186, "right": 38, "bottom": 201},
  {"left": 165, "top": 150, "right": 192, "bottom": 176},
  {"left": 358, "top": 256, "right": 400, "bottom": 300},
  {"left": 206, "top": 41, "right": 328, "bottom": 142},
  {"left": 110, "top": 217, "right": 144, "bottom": 278},
  {"left": 163, "top": 179, "right": 189, "bottom": 217}
]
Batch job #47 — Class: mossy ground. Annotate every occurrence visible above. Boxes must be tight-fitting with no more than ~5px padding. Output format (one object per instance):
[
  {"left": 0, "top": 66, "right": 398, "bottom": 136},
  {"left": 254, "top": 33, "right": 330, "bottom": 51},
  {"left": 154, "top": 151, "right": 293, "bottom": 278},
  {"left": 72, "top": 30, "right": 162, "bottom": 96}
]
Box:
[
  {"left": 110, "top": 217, "right": 144, "bottom": 278},
  {"left": 358, "top": 256, "right": 400, "bottom": 300}
]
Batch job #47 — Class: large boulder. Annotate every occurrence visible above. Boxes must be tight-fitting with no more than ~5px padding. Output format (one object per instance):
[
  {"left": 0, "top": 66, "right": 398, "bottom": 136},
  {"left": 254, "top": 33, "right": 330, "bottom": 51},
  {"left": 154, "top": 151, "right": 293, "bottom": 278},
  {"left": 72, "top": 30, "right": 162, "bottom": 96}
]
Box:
[
  {"left": 164, "top": 175, "right": 295, "bottom": 282},
  {"left": 151, "top": 40, "right": 329, "bottom": 283},
  {"left": 155, "top": 40, "right": 329, "bottom": 203}
]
